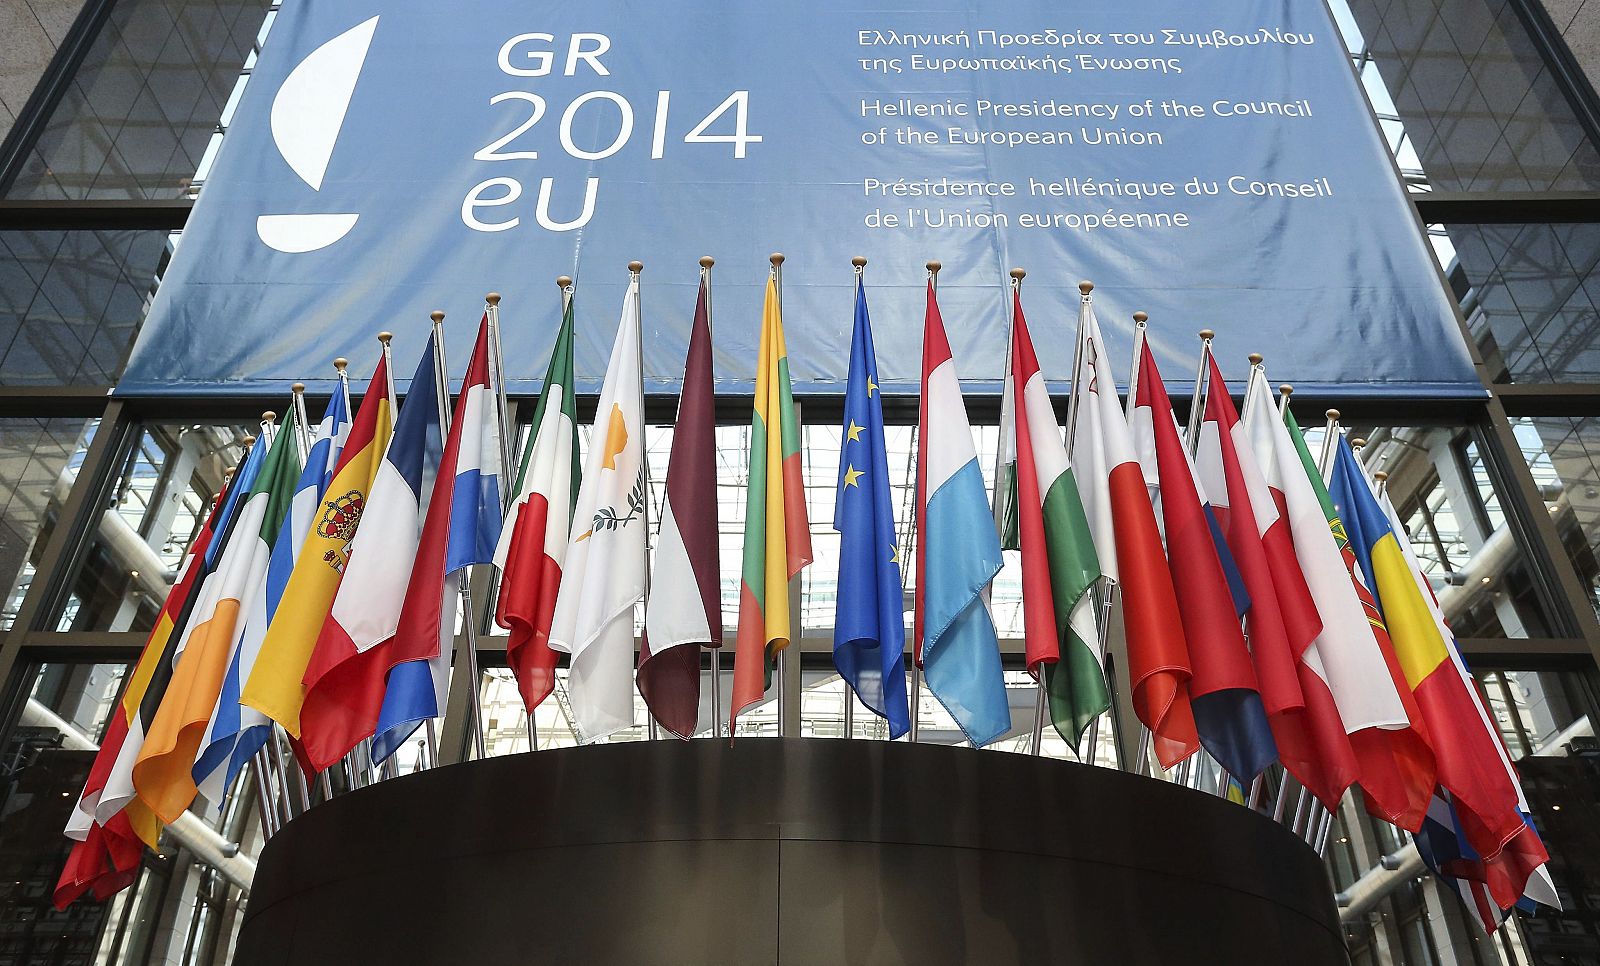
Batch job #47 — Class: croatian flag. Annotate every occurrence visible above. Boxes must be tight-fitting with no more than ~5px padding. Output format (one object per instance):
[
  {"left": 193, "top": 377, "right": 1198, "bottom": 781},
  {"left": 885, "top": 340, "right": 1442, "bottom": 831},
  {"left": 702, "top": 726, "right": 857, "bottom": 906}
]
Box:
[
  {"left": 914, "top": 281, "right": 1008, "bottom": 746},
  {"left": 376, "top": 314, "right": 504, "bottom": 760},
  {"left": 194, "top": 386, "right": 350, "bottom": 804}
]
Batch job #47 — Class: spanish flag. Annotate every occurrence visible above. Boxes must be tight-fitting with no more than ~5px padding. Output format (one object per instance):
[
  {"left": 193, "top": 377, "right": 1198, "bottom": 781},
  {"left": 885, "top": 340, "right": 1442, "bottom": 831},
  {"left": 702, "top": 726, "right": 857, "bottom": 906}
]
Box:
[
  {"left": 1328, "top": 436, "right": 1526, "bottom": 861},
  {"left": 241, "top": 351, "right": 394, "bottom": 738},
  {"left": 730, "top": 274, "right": 811, "bottom": 734}
]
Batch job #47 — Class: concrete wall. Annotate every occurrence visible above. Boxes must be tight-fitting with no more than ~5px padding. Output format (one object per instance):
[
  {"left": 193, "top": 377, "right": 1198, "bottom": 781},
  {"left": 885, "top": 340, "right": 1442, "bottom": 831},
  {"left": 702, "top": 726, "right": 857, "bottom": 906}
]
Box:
[
  {"left": 1542, "top": 0, "right": 1600, "bottom": 86},
  {"left": 0, "top": 0, "right": 86, "bottom": 146}
]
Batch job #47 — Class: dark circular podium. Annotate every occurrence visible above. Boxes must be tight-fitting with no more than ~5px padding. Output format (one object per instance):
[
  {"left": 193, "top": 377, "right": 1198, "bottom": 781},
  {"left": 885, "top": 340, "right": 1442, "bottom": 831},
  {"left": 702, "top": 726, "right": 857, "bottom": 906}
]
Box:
[{"left": 234, "top": 738, "right": 1348, "bottom": 965}]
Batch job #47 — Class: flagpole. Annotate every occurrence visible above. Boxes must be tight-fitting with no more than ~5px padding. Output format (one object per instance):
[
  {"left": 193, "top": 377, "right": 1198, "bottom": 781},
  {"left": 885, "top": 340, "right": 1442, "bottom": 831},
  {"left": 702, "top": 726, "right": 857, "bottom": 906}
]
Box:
[
  {"left": 1240, "top": 354, "right": 1265, "bottom": 423},
  {"left": 690, "top": 256, "right": 722, "bottom": 741},
  {"left": 1063, "top": 280, "right": 1091, "bottom": 459},
  {"left": 839, "top": 256, "right": 870, "bottom": 740},
  {"left": 290, "top": 383, "right": 311, "bottom": 464},
  {"left": 1184, "top": 329, "right": 1215, "bottom": 451},
  {"left": 431, "top": 310, "right": 490, "bottom": 761},
  {"left": 484, "top": 292, "right": 523, "bottom": 755},
  {"left": 628, "top": 261, "right": 661, "bottom": 742},
  {"left": 1001, "top": 268, "right": 1047, "bottom": 758},
  {"left": 770, "top": 252, "right": 795, "bottom": 737},
  {"left": 256, "top": 411, "right": 300, "bottom": 825},
  {"left": 1318, "top": 409, "right": 1341, "bottom": 482},
  {"left": 907, "top": 261, "right": 942, "bottom": 744}
]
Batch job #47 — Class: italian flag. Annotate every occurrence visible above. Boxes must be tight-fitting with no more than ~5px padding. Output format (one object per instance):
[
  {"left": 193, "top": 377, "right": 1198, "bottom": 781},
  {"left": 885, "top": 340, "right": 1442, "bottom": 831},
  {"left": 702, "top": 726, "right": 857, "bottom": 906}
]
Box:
[
  {"left": 1006, "top": 291, "right": 1106, "bottom": 746},
  {"left": 730, "top": 275, "right": 812, "bottom": 733},
  {"left": 493, "top": 294, "right": 580, "bottom": 713}
]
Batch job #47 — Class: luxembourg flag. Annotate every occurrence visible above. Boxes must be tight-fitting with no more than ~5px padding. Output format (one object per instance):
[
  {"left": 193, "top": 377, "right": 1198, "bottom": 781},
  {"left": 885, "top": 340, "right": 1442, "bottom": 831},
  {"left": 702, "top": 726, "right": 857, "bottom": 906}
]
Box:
[
  {"left": 376, "top": 314, "right": 504, "bottom": 761},
  {"left": 193, "top": 386, "right": 350, "bottom": 804},
  {"left": 299, "top": 335, "right": 443, "bottom": 772},
  {"left": 915, "top": 281, "right": 1008, "bottom": 747}
]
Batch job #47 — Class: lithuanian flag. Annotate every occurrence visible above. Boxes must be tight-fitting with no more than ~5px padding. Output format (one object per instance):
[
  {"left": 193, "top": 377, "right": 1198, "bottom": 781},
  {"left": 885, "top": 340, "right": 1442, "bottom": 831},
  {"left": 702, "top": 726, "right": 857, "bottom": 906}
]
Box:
[{"left": 730, "top": 274, "right": 812, "bottom": 734}]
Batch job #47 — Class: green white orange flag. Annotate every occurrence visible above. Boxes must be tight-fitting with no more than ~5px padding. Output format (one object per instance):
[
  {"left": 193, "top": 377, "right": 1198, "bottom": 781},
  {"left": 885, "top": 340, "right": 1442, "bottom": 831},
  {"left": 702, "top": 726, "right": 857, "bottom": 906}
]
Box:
[
  {"left": 1006, "top": 289, "right": 1106, "bottom": 747},
  {"left": 731, "top": 274, "right": 812, "bottom": 734}
]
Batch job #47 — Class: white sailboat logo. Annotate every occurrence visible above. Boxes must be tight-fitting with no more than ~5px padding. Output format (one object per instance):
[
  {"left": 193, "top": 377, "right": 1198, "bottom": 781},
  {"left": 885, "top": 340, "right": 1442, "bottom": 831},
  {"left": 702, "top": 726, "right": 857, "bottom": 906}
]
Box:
[{"left": 256, "top": 16, "right": 380, "bottom": 253}]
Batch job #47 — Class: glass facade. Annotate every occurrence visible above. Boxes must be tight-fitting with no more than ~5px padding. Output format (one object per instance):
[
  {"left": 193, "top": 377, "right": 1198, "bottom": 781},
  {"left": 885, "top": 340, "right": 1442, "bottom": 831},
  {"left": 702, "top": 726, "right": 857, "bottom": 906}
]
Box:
[{"left": 0, "top": 0, "right": 1597, "bottom": 962}]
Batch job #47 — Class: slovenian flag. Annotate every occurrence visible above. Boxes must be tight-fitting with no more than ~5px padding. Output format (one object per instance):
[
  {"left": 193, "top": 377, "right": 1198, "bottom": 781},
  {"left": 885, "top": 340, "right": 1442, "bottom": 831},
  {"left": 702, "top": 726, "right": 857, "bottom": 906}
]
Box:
[
  {"left": 377, "top": 314, "right": 504, "bottom": 761},
  {"left": 915, "top": 281, "right": 1008, "bottom": 747},
  {"left": 299, "top": 335, "right": 444, "bottom": 771}
]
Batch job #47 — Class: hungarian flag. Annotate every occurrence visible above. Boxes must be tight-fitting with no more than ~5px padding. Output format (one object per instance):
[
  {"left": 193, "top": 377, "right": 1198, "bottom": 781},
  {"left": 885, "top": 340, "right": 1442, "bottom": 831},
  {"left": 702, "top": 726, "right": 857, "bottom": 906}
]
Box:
[
  {"left": 299, "top": 335, "right": 444, "bottom": 771},
  {"left": 1068, "top": 296, "right": 1195, "bottom": 768},
  {"left": 640, "top": 273, "right": 720, "bottom": 739},
  {"left": 1007, "top": 290, "right": 1105, "bottom": 748},
  {"left": 242, "top": 354, "right": 395, "bottom": 737},
  {"left": 494, "top": 296, "right": 580, "bottom": 713},
  {"left": 133, "top": 426, "right": 294, "bottom": 823},
  {"left": 731, "top": 276, "right": 812, "bottom": 734},
  {"left": 550, "top": 278, "right": 649, "bottom": 741},
  {"left": 378, "top": 315, "right": 503, "bottom": 762},
  {"left": 1197, "top": 357, "right": 1354, "bottom": 808},
  {"left": 1329, "top": 437, "right": 1529, "bottom": 859},
  {"left": 1130, "top": 342, "right": 1276, "bottom": 780},
  {"left": 915, "top": 281, "right": 1008, "bottom": 747},
  {"left": 1269, "top": 384, "right": 1437, "bottom": 831},
  {"left": 194, "top": 387, "right": 350, "bottom": 806},
  {"left": 57, "top": 486, "right": 233, "bottom": 908}
]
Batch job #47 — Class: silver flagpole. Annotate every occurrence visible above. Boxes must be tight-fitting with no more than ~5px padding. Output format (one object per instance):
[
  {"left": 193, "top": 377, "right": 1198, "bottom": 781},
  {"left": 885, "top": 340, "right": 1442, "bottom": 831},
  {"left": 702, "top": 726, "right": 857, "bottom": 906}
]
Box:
[
  {"left": 1184, "top": 329, "right": 1215, "bottom": 451},
  {"left": 290, "top": 383, "right": 312, "bottom": 464},
  {"left": 1125, "top": 311, "right": 1148, "bottom": 417},
  {"left": 841, "top": 257, "right": 868, "bottom": 741},
  {"left": 630, "top": 261, "right": 659, "bottom": 743},
  {"left": 770, "top": 252, "right": 794, "bottom": 737},
  {"left": 906, "top": 258, "right": 940, "bottom": 745},
  {"left": 699, "top": 256, "right": 722, "bottom": 742},
  {"left": 1318, "top": 409, "right": 1341, "bottom": 483},
  {"left": 431, "top": 310, "right": 490, "bottom": 761},
  {"left": 1277, "top": 383, "right": 1294, "bottom": 418}
]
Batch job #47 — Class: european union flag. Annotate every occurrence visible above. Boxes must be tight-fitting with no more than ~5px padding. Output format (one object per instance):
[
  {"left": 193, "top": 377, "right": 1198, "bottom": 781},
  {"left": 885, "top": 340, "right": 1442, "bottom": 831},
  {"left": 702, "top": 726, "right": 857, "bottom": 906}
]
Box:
[{"left": 833, "top": 276, "right": 910, "bottom": 738}]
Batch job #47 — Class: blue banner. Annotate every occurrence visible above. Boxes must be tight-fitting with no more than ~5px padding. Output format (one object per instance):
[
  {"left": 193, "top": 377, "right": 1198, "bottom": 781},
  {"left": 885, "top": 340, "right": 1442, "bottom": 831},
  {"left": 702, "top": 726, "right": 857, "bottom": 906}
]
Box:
[{"left": 119, "top": 0, "right": 1478, "bottom": 398}]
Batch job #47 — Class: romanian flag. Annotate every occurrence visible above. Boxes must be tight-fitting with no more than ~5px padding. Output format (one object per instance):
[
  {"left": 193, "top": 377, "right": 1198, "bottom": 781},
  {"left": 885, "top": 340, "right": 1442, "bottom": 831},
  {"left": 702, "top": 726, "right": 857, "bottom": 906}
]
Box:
[
  {"left": 1328, "top": 436, "right": 1526, "bottom": 860},
  {"left": 730, "top": 275, "right": 812, "bottom": 733},
  {"left": 241, "top": 352, "right": 394, "bottom": 738}
]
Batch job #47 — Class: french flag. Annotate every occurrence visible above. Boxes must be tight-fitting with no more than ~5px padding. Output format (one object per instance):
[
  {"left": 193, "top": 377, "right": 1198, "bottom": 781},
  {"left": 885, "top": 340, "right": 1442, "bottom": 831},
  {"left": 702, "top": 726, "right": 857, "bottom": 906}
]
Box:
[{"left": 377, "top": 315, "right": 503, "bottom": 760}]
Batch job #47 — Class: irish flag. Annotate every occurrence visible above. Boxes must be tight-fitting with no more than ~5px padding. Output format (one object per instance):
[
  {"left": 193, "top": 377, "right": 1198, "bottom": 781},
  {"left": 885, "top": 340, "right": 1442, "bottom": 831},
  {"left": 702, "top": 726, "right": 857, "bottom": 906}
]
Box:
[
  {"left": 731, "top": 274, "right": 812, "bottom": 734},
  {"left": 494, "top": 294, "right": 579, "bottom": 713},
  {"left": 1007, "top": 289, "right": 1105, "bottom": 747}
]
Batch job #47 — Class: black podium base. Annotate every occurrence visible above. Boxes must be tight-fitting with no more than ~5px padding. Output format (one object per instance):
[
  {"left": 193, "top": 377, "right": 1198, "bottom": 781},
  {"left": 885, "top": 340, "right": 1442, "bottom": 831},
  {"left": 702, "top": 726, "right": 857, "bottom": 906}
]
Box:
[{"left": 234, "top": 738, "right": 1348, "bottom": 965}]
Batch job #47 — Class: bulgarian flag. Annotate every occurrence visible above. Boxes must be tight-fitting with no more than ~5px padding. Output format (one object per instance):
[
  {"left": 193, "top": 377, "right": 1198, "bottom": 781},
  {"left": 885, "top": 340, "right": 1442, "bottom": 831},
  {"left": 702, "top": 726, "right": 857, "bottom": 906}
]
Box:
[
  {"left": 493, "top": 294, "right": 580, "bottom": 713},
  {"left": 1006, "top": 289, "right": 1106, "bottom": 747},
  {"left": 1068, "top": 290, "right": 1196, "bottom": 768},
  {"left": 730, "top": 274, "right": 812, "bottom": 734}
]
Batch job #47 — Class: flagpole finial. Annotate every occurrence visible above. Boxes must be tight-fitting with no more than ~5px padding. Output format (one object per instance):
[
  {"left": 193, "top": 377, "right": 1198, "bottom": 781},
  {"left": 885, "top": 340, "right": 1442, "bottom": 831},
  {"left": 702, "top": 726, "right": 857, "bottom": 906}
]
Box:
[
  {"left": 1248, "top": 352, "right": 1264, "bottom": 366},
  {"left": 240, "top": 436, "right": 256, "bottom": 447},
  {"left": 333, "top": 358, "right": 348, "bottom": 372},
  {"left": 1373, "top": 470, "right": 1388, "bottom": 482},
  {"left": 628, "top": 260, "right": 643, "bottom": 274},
  {"left": 556, "top": 275, "right": 572, "bottom": 289},
  {"left": 769, "top": 252, "right": 785, "bottom": 266},
  {"left": 377, "top": 332, "right": 393, "bottom": 345},
  {"left": 486, "top": 292, "right": 501, "bottom": 306},
  {"left": 1199, "top": 329, "right": 1215, "bottom": 341},
  {"left": 1133, "top": 311, "right": 1148, "bottom": 324},
  {"left": 699, "top": 256, "right": 715, "bottom": 268},
  {"left": 1078, "top": 279, "right": 1094, "bottom": 295},
  {"left": 430, "top": 310, "right": 445, "bottom": 324},
  {"left": 291, "top": 383, "right": 305, "bottom": 394},
  {"left": 224, "top": 466, "right": 237, "bottom": 479},
  {"left": 261, "top": 411, "right": 276, "bottom": 425},
  {"left": 926, "top": 260, "right": 941, "bottom": 275},
  {"left": 1352, "top": 437, "right": 1367, "bottom": 450},
  {"left": 1009, "top": 267, "right": 1026, "bottom": 281},
  {"left": 851, "top": 256, "right": 867, "bottom": 269},
  {"left": 1279, "top": 384, "right": 1293, "bottom": 397},
  {"left": 1326, "top": 408, "right": 1340, "bottom": 420}
]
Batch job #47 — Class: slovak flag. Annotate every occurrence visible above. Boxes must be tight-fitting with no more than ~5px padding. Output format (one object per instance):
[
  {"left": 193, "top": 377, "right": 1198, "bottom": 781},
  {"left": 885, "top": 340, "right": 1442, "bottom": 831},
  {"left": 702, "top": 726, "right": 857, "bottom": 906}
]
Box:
[{"left": 377, "top": 315, "right": 504, "bottom": 760}]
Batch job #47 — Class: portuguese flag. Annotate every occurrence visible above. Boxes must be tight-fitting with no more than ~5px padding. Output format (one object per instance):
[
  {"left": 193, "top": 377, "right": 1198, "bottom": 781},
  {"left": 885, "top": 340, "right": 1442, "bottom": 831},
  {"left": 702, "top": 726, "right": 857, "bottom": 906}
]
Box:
[
  {"left": 730, "top": 275, "right": 812, "bottom": 733},
  {"left": 1006, "top": 291, "right": 1107, "bottom": 746}
]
